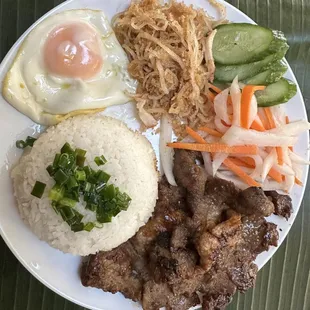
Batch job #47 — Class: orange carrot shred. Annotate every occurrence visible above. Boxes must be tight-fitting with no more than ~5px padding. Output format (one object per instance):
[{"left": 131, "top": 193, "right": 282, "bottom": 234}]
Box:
[
  {"left": 228, "top": 158, "right": 253, "bottom": 168},
  {"left": 223, "top": 159, "right": 261, "bottom": 187},
  {"left": 251, "top": 117, "right": 266, "bottom": 132},
  {"left": 207, "top": 91, "right": 216, "bottom": 102},
  {"left": 199, "top": 126, "right": 223, "bottom": 138},
  {"left": 237, "top": 157, "right": 256, "bottom": 167},
  {"left": 295, "top": 178, "right": 303, "bottom": 186},
  {"left": 209, "top": 84, "right": 222, "bottom": 94},
  {"left": 185, "top": 127, "right": 206, "bottom": 144},
  {"left": 238, "top": 157, "right": 283, "bottom": 183},
  {"left": 268, "top": 169, "right": 283, "bottom": 183},
  {"left": 184, "top": 128, "right": 261, "bottom": 186},
  {"left": 240, "top": 85, "right": 266, "bottom": 129},
  {"left": 264, "top": 107, "right": 276, "bottom": 129},
  {"left": 167, "top": 142, "right": 258, "bottom": 155}
]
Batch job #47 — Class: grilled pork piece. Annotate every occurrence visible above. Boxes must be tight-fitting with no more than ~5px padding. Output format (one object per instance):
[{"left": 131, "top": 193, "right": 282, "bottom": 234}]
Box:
[{"left": 82, "top": 150, "right": 288, "bottom": 310}]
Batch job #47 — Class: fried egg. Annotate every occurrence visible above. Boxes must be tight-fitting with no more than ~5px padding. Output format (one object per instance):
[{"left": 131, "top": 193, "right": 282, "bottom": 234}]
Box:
[{"left": 2, "top": 10, "right": 136, "bottom": 125}]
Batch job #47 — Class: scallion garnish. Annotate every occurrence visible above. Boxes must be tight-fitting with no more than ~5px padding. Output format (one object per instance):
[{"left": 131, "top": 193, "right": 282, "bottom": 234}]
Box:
[
  {"left": 83, "top": 166, "right": 92, "bottom": 177},
  {"left": 16, "top": 136, "right": 37, "bottom": 149},
  {"left": 31, "top": 141, "right": 131, "bottom": 233},
  {"left": 31, "top": 181, "right": 46, "bottom": 198},
  {"left": 97, "top": 170, "right": 111, "bottom": 183},
  {"left": 58, "top": 153, "right": 70, "bottom": 169},
  {"left": 49, "top": 184, "right": 65, "bottom": 202},
  {"left": 66, "top": 176, "right": 78, "bottom": 189},
  {"left": 46, "top": 165, "right": 55, "bottom": 176},
  {"left": 84, "top": 182, "right": 92, "bottom": 192},
  {"left": 54, "top": 169, "right": 69, "bottom": 185},
  {"left": 94, "top": 155, "right": 107, "bottom": 166},
  {"left": 74, "top": 169, "right": 86, "bottom": 181},
  {"left": 86, "top": 203, "right": 97, "bottom": 212},
  {"left": 61, "top": 142, "right": 75, "bottom": 155},
  {"left": 59, "top": 197, "right": 77, "bottom": 208},
  {"left": 84, "top": 222, "right": 95, "bottom": 232},
  {"left": 64, "top": 188, "right": 79, "bottom": 202},
  {"left": 76, "top": 155, "right": 86, "bottom": 167},
  {"left": 59, "top": 206, "right": 76, "bottom": 221},
  {"left": 71, "top": 223, "right": 84, "bottom": 232},
  {"left": 75, "top": 148, "right": 87, "bottom": 157},
  {"left": 53, "top": 153, "right": 61, "bottom": 166},
  {"left": 51, "top": 201, "right": 59, "bottom": 214}
]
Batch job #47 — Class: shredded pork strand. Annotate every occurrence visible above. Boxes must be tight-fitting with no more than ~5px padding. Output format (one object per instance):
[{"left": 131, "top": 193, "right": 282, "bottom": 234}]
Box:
[{"left": 113, "top": 0, "right": 226, "bottom": 130}]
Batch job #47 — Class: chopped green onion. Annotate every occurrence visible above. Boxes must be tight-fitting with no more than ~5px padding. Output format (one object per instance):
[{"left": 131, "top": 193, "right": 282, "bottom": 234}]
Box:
[
  {"left": 100, "top": 184, "right": 115, "bottom": 200},
  {"left": 86, "top": 192, "right": 99, "bottom": 204},
  {"left": 71, "top": 223, "right": 84, "bottom": 232},
  {"left": 31, "top": 181, "right": 46, "bottom": 198},
  {"left": 59, "top": 206, "right": 75, "bottom": 221},
  {"left": 64, "top": 189, "right": 79, "bottom": 202},
  {"left": 67, "top": 154, "right": 76, "bottom": 170},
  {"left": 75, "top": 148, "right": 87, "bottom": 157},
  {"left": 73, "top": 209, "right": 84, "bottom": 223},
  {"left": 53, "top": 153, "right": 61, "bottom": 167},
  {"left": 86, "top": 203, "right": 97, "bottom": 212},
  {"left": 96, "top": 170, "right": 110, "bottom": 184},
  {"left": 46, "top": 165, "right": 55, "bottom": 176},
  {"left": 104, "top": 201, "right": 121, "bottom": 217},
  {"left": 26, "top": 136, "right": 37, "bottom": 147},
  {"left": 45, "top": 142, "right": 131, "bottom": 232},
  {"left": 16, "top": 140, "right": 27, "bottom": 149},
  {"left": 54, "top": 169, "right": 69, "bottom": 185},
  {"left": 84, "top": 182, "right": 92, "bottom": 192},
  {"left": 96, "top": 207, "right": 113, "bottom": 223},
  {"left": 16, "top": 136, "right": 37, "bottom": 149},
  {"left": 66, "top": 176, "right": 78, "bottom": 189},
  {"left": 84, "top": 222, "right": 95, "bottom": 232},
  {"left": 61, "top": 142, "right": 75, "bottom": 155},
  {"left": 49, "top": 184, "right": 65, "bottom": 202},
  {"left": 94, "top": 155, "right": 107, "bottom": 166},
  {"left": 58, "top": 153, "right": 70, "bottom": 169},
  {"left": 59, "top": 197, "right": 77, "bottom": 208},
  {"left": 76, "top": 155, "right": 86, "bottom": 167},
  {"left": 51, "top": 201, "right": 59, "bottom": 214},
  {"left": 74, "top": 169, "right": 86, "bottom": 181},
  {"left": 83, "top": 166, "right": 93, "bottom": 177},
  {"left": 66, "top": 217, "right": 77, "bottom": 226},
  {"left": 96, "top": 183, "right": 106, "bottom": 193},
  {"left": 87, "top": 174, "right": 97, "bottom": 184}
]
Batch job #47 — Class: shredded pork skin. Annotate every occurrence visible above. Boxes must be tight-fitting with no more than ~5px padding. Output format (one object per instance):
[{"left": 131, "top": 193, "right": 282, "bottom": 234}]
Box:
[{"left": 113, "top": 0, "right": 226, "bottom": 129}]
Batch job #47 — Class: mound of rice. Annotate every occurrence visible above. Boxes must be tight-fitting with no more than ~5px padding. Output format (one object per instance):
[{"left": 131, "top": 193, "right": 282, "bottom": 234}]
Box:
[{"left": 11, "top": 115, "right": 158, "bottom": 256}]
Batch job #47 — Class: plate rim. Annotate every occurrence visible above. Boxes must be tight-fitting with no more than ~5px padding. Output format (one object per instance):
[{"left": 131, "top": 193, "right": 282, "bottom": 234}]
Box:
[{"left": 0, "top": 0, "right": 308, "bottom": 309}]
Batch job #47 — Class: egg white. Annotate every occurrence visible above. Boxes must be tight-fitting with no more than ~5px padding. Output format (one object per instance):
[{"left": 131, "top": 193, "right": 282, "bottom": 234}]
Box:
[{"left": 2, "top": 9, "right": 137, "bottom": 125}]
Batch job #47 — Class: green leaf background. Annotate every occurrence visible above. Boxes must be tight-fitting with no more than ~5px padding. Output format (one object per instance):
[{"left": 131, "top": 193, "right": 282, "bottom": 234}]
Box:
[{"left": 0, "top": 0, "right": 309, "bottom": 309}]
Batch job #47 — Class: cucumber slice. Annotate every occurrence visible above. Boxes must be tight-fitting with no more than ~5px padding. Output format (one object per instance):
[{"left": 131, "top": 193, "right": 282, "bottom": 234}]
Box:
[
  {"left": 256, "top": 78, "right": 297, "bottom": 107},
  {"left": 243, "top": 61, "right": 287, "bottom": 85},
  {"left": 215, "top": 53, "right": 282, "bottom": 82},
  {"left": 213, "top": 23, "right": 289, "bottom": 65}
]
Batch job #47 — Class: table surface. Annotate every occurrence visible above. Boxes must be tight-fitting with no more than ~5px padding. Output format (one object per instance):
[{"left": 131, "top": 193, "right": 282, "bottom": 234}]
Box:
[{"left": 0, "top": 0, "right": 309, "bottom": 309}]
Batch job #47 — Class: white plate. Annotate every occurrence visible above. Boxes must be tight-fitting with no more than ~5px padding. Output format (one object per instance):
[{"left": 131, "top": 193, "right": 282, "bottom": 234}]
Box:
[{"left": 0, "top": 0, "right": 308, "bottom": 309}]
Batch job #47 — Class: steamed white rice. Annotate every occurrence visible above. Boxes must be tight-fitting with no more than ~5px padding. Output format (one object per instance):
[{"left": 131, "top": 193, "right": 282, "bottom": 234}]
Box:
[{"left": 11, "top": 115, "right": 158, "bottom": 256}]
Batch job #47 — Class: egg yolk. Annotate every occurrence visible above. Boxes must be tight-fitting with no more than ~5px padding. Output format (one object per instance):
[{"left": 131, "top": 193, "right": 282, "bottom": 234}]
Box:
[{"left": 44, "top": 22, "right": 103, "bottom": 80}]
